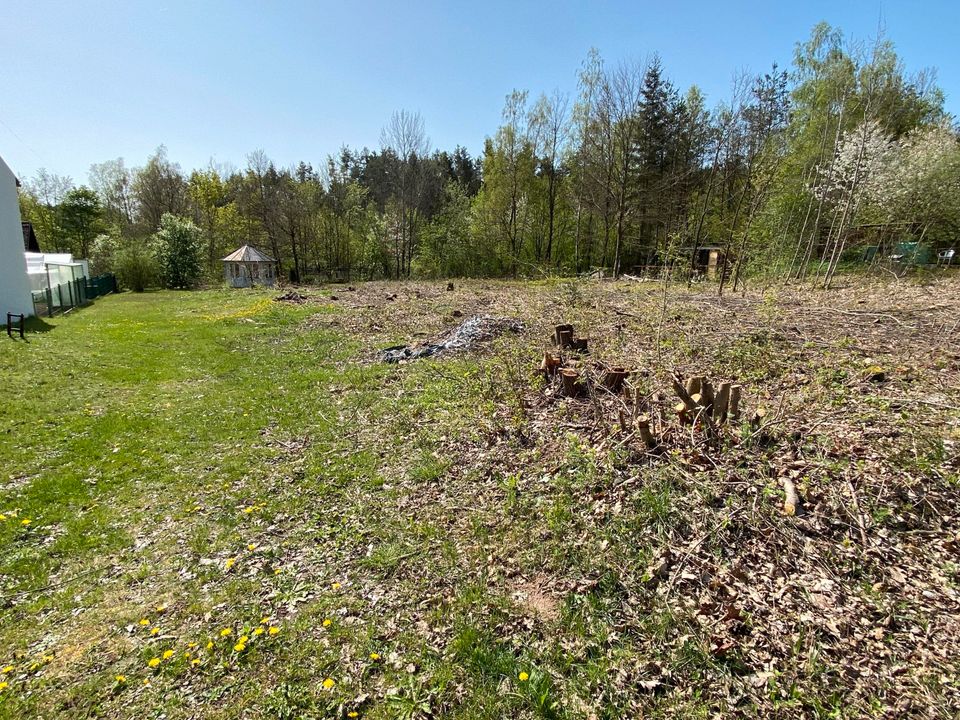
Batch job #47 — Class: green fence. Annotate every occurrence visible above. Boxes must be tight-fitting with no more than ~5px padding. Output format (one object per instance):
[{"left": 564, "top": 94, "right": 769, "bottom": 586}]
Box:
[{"left": 32, "top": 274, "right": 117, "bottom": 318}]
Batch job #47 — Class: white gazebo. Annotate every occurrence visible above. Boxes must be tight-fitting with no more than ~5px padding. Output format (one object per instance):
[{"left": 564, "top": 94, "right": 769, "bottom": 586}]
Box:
[{"left": 222, "top": 245, "right": 276, "bottom": 288}]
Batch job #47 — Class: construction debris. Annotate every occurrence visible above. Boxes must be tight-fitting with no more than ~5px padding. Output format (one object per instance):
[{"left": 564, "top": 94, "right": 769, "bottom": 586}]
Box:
[
  {"left": 381, "top": 315, "right": 523, "bottom": 363},
  {"left": 274, "top": 290, "right": 308, "bottom": 304}
]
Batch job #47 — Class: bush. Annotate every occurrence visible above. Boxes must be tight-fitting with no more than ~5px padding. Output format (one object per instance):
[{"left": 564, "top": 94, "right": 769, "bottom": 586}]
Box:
[
  {"left": 115, "top": 245, "right": 159, "bottom": 292},
  {"left": 154, "top": 214, "right": 203, "bottom": 289}
]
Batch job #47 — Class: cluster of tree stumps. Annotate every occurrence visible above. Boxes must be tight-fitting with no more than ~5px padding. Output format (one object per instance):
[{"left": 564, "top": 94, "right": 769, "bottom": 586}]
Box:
[{"left": 538, "top": 323, "right": 771, "bottom": 451}]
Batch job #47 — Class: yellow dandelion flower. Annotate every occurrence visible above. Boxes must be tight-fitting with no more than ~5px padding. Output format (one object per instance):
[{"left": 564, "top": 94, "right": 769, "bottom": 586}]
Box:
[
  {"left": 220, "top": 628, "right": 232, "bottom": 637},
  {"left": 155, "top": 604, "right": 167, "bottom": 613},
  {"left": 331, "top": 582, "right": 341, "bottom": 590},
  {"left": 322, "top": 618, "right": 332, "bottom": 627},
  {"left": 147, "top": 658, "right": 161, "bottom": 668},
  {"left": 149, "top": 627, "right": 160, "bottom": 636},
  {"left": 260, "top": 616, "right": 270, "bottom": 624},
  {"left": 0, "top": 514, "right": 5, "bottom": 521},
  {"left": 191, "top": 658, "right": 201, "bottom": 667},
  {"left": 0, "top": 682, "right": 8, "bottom": 692},
  {"left": 184, "top": 652, "right": 192, "bottom": 660},
  {"left": 187, "top": 642, "right": 197, "bottom": 649},
  {"left": 224, "top": 557, "right": 236, "bottom": 570},
  {"left": 247, "top": 543, "right": 257, "bottom": 551},
  {"left": 273, "top": 567, "right": 282, "bottom": 575},
  {"left": 1, "top": 666, "right": 13, "bottom": 673},
  {"left": 322, "top": 677, "right": 335, "bottom": 690},
  {"left": 268, "top": 626, "right": 280, "bottom": 636},
  {"left": 20, "top": 519, "right": 30, "bottom": 526},
  {"left": 518, "top": 671, "right": 529, "bottom": 681},
  {"left": 369, "top": 652, "right": 380, "bottom": 661},
  {"left": 41, "top": 655, "right": 53, "bottom": 664},
  {"left": 115, "top": 675, "right": 126, "bottom": 683},
  {"left": 348, "top": 713, "right": 358, "bottom": 718},
  {"left": 205, "top": 641, "right": 214, "bottom": 650},
  {"left": 242, "top": 506, "right": 254, "bottom": 514},
  {"left": 233, "top": 642, "right": 246, "bottom": 652},
  {"left": 143, "top": 679, "right": 150, "bottom": 686},
  {"left": 162, "top": 650, "right": 174, "bottom": 660},
  {"left": 238, "top": 635, "right": 249, "bottom": 643},
  {"left": 252, "top": 627, "right": 264, "bottom": 636},
  {"left": 138, "top": 619, "right": 150, "bottom": 626}
]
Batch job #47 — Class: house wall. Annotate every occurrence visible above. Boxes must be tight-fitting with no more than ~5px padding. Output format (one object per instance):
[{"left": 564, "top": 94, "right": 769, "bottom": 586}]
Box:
[{"left": 0, "top": 156, "right": 33, "bottom": 321}]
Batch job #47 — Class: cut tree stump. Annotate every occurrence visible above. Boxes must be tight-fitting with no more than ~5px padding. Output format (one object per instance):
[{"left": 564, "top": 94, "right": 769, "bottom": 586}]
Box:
[
  {"left": 637, "top": 415, "right": 656, "bottom": 448},
  {"left": 540, "top": 352, "right": 562, "bottom": 377},
  {"left": 602, "top": 366, "right": 628, "bottom": 392},
  {"left": 447, "top": 282, "right": 454, "bottom": 291},
  {"left": 714, "top": 382, "right": 731, "bottom": 423},
  {"left": 729, "top": 385, "right": 742, "bottom": 421},
  {"left": 555, "top": 324, "right": 574, "bottom": 348},
  {"left": 560, "top": 368, "right": 582, "bottom": 398}
]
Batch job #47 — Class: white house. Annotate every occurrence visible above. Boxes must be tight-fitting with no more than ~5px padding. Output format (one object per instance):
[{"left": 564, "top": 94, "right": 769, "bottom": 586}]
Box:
[
  {"left": 0, "top": 155, "right": 33, "bottom": 322},
  {"left": 222, "top": 245, "right": 276, "bottom": 288}
]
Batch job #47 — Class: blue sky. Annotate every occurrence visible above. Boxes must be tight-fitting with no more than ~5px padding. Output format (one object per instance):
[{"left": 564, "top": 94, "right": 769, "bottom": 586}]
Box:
[{"left": 1, "top": 0, "right": 956, "bottom": 184}]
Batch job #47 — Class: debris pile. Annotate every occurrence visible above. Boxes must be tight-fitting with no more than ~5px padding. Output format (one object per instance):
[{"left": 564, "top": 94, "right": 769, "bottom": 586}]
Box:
[
  {"left": 381, "top": 315, "right": 523, "bottom": 363},
  {"left": 274, "top": 290, "right": 308, "bottom": 304}
]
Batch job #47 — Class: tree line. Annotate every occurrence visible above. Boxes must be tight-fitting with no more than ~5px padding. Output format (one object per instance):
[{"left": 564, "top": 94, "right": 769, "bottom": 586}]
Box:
[{"left": 18, "top": 23, "right": 959, "bottom": 290}]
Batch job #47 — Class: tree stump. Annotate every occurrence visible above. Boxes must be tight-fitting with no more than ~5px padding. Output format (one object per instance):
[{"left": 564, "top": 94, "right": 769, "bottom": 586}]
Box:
[
  {"left": 602, "top": 366, "right": 627, "bottom": 392},
  {"left": 447, "top": 282, "right": 454, "bottom": 291},
  {"left": 729, "top": 385, "right": 742, "bottom": 421},
  {"left": 555, "top": 324, "right": 574, "bottom": 348},
  {"left": 560, "top": 368, "right": 582, "bottom": 398},
  {"left": 637, "top": 415, "right": 656, "bottom": 448},
  {"left": 714, "top": 382, "right": 731, "bottom": 424},
  {"left": 540, "top": 352, "right": 562, "bottom": 377}
]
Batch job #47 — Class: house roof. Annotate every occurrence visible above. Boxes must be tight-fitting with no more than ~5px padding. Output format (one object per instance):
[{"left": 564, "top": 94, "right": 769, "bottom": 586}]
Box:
[{"left": 222, "top": 245, "right": 275, "bottom": 262}]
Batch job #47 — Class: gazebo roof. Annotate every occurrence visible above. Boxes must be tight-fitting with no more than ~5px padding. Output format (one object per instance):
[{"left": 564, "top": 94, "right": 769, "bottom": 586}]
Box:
[{"left": 222, "top": 245, "right": 275, "bottom": 263}]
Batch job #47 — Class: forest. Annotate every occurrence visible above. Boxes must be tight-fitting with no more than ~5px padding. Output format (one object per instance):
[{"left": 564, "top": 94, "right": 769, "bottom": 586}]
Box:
[{"left": 18, "top": 23, "right": 960, "bottom": 290}]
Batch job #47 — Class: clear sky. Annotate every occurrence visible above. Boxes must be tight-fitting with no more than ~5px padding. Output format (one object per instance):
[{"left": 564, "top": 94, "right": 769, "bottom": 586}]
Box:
[{"left": 1, "top": 0, "right": 956, "bottom": 184}]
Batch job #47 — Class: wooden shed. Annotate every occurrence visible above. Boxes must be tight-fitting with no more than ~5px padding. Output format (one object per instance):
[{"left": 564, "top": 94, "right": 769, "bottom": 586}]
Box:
[{"left": 222, "top": 245, "right": 276, "bottom": 288}]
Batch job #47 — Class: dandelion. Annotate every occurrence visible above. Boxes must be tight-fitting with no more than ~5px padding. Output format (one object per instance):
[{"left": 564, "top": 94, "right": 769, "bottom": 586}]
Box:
[
  {"left": 147, "top": 658, "right": 161, "bottom": 668},
  {"left": 247, "top": 543, "right": 257, "bottom": 551},
  {"left": 369, "top": 652, "right": 380, "bottom": 661},
  {"left": 0, "top": 514, "right": 6, "bottom": 521},
  {"left": 348, "top": 713, "right": 358, "bottom": 718},
  {"left": 273, "top": 567, "right": 282, "bottom": 575},
  {"left": 41, "top": 655, "right": 53, "bottom": 664},
  {"left": 115, "top": 675, "right": 126, "bottom": 683},
  {"left": 268, "top": 626, "right": 280, "bottom": 636},
  {"left": 331, "top": 582, "right": 341, "bottom": 590},
  {"left": 242, "top": 506, "right": 255, "bottom": 514},
  {"left": 155, "top": 604, "right": 167, "bottom": 613},
  {"left": 162, "top": 650, "right": 174, "bottom": 660},
  {"left": 191, "top": 658, "right": 201, "bottom": 667},
  {"left": 233, "top": 642, "right": 246, "bottom": 652},
  {"left": 260, "top": 616, "right": 270, "bottom": 624},
  {"left": 187, "top": 642, "right": 197, "bottom": 649},
  {"left": 518, "top": 671, "right": 529, "bottom": 682},
  {"left": 224, "top": 557, "right": 236, "bottom": 570},
  {"left": 238, "top": 635, "right": 249, "bottom": 643},
  {"left": 322, "top": 677, "right": 335, "bottom": 690},
  {"left": 20, "top": 519, "right": 30, "bottom": 526},
  {"left": 206, "top": 641, "right": 214, "bottom": 650},
  {"left": 252, "top": 627, "right": 264, "bottom": 636},
  {"left": 150, "top": 627, "right": 160, "bottom": 636},
  {"left": 220, "top": 628, "right": 232, "bottom": 637},
  {"left": 138, "top": 619, "right": 150, "bottom": 627},
  {"left": 143, "top": 679, "right": 150, "bottom": 686},
  {"left": 0, "top": 682, "right": 8, "bottom": 692},
  {"left": 322, "top": 619, "right": 332, "bottom": 628},
  {"left": 1, "top": 666, "right": 13, "bottom": 673}
]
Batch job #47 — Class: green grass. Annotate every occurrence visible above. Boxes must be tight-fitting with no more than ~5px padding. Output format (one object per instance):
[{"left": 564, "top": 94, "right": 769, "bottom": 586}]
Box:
[{"left": 0, "top": 280, "right": 957, "bottom": 718}]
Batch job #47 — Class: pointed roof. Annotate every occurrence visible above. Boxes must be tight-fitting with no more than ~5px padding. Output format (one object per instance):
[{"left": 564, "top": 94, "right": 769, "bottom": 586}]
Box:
[{"left": 222, "top": 245, "right": 275, "bottom": 262}]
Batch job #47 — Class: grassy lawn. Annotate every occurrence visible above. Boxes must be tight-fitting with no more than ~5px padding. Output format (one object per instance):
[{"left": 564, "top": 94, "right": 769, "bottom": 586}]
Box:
[{"left": 0, "top": 279, "right": 958, "bottom": 718}]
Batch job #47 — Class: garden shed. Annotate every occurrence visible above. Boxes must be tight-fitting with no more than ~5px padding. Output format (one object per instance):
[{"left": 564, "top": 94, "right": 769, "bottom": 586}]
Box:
[{"left": 222, "top": 245, "right": 276, "bottom": 288}]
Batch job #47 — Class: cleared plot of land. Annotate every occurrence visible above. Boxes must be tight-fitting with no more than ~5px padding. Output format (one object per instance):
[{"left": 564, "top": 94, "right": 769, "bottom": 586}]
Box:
[{"left": 0, "top": 278, "right": 958, "bottom": 719}]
